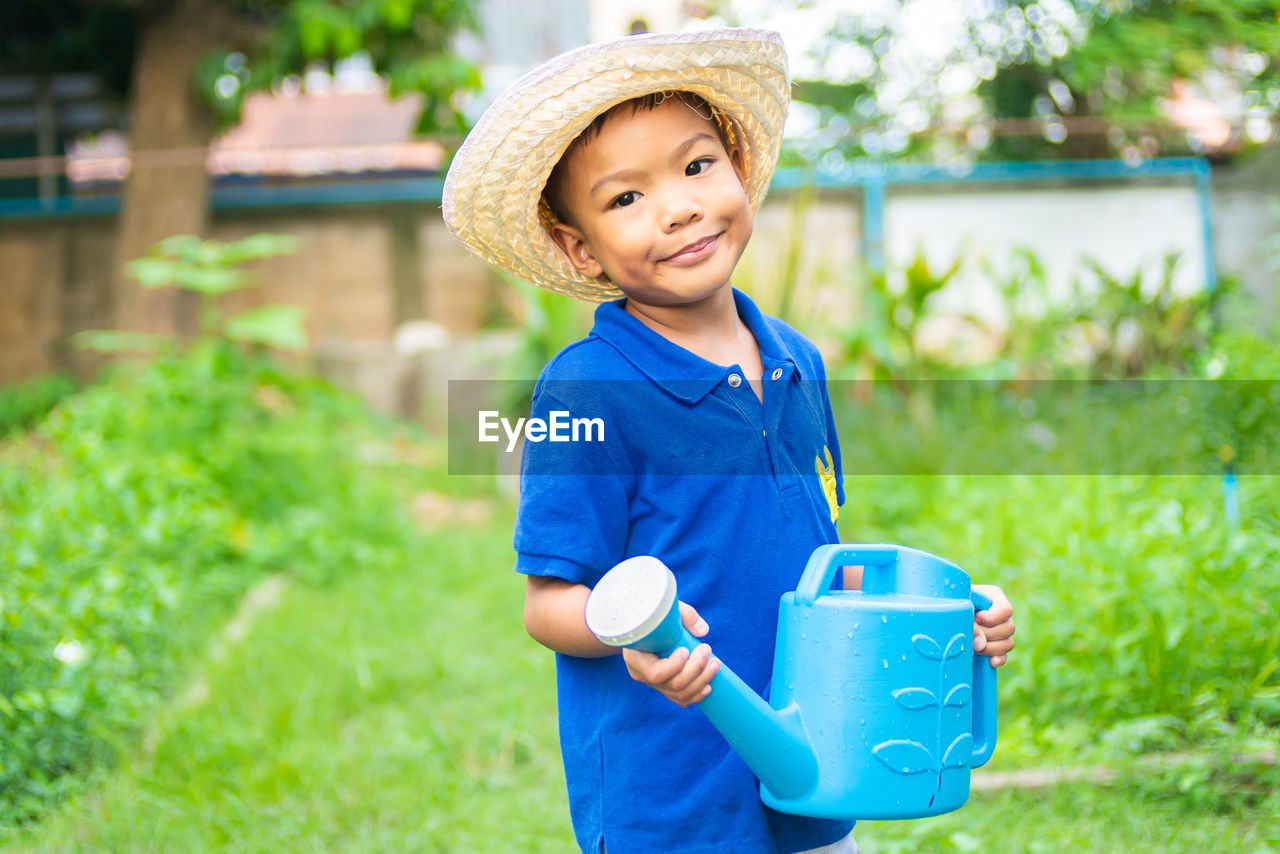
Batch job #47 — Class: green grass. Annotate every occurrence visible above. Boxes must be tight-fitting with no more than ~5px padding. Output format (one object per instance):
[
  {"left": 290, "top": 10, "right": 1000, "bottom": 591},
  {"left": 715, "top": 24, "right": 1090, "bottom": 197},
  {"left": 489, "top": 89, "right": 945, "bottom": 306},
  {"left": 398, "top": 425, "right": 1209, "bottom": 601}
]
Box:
[
  {"left": 6, "top": 471, "right": 1279, "bottom": 852},
  {"left": 839, "top": 473, "right": 1280, "bottom": 745},
  {"left": 857, "top": 779, "right": 1280, "bottom": 853},
  {"left": 3, "top": 502, "right": 575, "bottom": 853},
  {"left": 0, "top": 351, "right": 448, "bottom": 822}
]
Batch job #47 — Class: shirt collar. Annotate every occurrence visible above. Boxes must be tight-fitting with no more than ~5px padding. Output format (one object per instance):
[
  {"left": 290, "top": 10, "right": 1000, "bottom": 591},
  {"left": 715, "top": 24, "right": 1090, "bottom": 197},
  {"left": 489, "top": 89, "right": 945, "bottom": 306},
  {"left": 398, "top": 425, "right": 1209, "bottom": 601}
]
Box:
[{"left": 589, "top": 288, "right": 802, "bottom": 404}]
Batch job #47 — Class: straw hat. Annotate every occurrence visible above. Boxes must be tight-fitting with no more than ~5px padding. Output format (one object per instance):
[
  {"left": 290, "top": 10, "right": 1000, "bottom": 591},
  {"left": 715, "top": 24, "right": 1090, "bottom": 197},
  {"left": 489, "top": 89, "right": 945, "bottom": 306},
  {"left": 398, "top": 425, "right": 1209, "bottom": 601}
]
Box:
[{"left": 442, "top": 28, "right": 791, "bottom": 302}]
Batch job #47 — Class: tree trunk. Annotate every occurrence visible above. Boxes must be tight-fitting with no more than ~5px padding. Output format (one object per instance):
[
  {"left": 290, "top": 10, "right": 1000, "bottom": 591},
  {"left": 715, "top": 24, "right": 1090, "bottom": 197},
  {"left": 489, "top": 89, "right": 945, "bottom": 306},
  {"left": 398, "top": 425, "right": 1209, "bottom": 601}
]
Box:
[{"left": 114, "top": 0, "right": 219, "bottom": 336}]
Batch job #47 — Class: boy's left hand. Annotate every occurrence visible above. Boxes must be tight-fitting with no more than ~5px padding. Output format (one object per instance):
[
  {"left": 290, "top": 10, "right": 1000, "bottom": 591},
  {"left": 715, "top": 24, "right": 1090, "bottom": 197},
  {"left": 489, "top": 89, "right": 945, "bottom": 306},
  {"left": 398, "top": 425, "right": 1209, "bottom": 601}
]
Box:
[{"left": 972, "top": 584, "right": 1015, "bottom": 668}]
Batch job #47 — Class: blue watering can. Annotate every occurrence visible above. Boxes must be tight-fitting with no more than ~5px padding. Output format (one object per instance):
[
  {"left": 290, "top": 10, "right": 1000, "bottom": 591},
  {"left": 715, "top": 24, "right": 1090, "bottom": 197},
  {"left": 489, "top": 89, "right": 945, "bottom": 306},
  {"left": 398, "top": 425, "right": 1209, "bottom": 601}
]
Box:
[{"left": 584, "top": 544, "right": 997, "bottom": 820}]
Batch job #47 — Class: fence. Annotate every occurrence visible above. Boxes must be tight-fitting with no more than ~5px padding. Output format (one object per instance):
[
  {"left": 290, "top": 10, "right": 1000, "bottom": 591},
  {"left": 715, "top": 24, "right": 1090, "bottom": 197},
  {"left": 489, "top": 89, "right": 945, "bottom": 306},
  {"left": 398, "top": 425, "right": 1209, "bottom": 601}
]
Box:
[{"left": 2, "top": 155, "right": 1271, "bottom": 413}]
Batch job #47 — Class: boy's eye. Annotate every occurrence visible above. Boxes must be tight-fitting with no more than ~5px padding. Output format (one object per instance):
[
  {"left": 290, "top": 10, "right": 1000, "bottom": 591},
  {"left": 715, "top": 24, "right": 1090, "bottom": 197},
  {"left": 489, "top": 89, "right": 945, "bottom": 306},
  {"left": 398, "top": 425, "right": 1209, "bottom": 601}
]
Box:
[
  {"left": 686, "top": 158, "right": 713, "bottom": 176},
  {"left": 611, "top": 191, "right": 638, "bottom": 209}
]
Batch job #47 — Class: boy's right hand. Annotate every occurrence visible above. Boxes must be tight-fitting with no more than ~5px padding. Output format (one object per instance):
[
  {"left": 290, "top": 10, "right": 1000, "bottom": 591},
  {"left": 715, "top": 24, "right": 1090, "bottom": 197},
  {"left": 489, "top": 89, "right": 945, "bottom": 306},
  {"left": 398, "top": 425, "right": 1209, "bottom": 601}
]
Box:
[{"left": 622, "top": 602, "right": 720, "bottom": 707}]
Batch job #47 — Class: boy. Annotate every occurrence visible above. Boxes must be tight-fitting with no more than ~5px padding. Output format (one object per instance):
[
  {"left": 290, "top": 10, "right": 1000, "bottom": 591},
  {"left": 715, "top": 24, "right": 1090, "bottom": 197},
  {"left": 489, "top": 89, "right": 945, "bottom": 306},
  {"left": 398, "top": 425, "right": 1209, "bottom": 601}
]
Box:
[{"left": 443, "top": 28, "right": 1014, "bottom": 854}]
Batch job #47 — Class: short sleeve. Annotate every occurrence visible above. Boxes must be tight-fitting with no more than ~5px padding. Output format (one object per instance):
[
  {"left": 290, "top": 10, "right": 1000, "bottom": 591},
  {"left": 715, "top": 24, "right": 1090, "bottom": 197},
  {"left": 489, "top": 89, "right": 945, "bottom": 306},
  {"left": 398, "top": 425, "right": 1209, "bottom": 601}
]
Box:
[{"left": 512, "top": 389, "right": 631, "bottom": 587}]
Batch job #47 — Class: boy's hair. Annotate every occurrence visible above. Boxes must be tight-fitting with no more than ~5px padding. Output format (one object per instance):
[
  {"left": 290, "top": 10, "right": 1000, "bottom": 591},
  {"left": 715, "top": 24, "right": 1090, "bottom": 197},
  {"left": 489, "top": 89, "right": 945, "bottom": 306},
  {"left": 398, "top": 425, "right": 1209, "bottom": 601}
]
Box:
[{"left": 539, "top": 90, "right": 741, "bottom": 231}]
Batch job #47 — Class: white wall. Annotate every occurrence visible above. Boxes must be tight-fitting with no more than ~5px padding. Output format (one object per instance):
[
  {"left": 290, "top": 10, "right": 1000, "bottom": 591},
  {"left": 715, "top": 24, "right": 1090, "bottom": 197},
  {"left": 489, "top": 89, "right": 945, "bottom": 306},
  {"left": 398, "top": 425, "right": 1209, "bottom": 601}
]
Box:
[
  {"left": 1212, "top": 189, "right": 1278, "bottom": 325},
  {"left": 882, "top": 184, "right": 1208, "bottom": 325}
]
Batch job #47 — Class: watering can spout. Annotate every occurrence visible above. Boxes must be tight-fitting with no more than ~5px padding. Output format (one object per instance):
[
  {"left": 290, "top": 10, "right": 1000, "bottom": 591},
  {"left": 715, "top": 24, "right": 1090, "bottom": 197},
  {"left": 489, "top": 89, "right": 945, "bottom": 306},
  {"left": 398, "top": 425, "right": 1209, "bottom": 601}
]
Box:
[{"left": 585, "top": 556, "right": 820, "bottom": 802}]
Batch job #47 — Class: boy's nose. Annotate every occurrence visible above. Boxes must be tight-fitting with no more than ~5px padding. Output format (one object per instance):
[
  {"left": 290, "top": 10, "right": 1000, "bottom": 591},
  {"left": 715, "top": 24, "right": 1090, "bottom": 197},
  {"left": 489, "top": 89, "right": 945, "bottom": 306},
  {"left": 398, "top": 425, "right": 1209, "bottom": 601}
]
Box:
[{"left": 662, "top": 193, "right": 703, "bottom": 231}]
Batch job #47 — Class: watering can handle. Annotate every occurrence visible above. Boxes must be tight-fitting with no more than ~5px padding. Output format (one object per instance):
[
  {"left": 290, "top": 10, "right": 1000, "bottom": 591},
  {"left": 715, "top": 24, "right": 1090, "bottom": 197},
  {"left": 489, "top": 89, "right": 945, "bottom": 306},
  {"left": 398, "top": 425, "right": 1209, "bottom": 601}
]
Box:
[
  {"left": 970, "top": 588, "right": 998, "bottom": 768},
  {"left": 796, "top": 544, "right": 902, "bottom": 606}
]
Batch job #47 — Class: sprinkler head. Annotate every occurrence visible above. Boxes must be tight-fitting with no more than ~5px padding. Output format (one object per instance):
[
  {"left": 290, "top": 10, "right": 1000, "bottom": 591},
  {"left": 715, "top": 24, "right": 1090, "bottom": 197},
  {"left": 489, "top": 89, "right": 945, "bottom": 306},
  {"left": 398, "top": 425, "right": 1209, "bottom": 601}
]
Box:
[{"left": 585, "top": 556, "right": 681, "bottom": 653}]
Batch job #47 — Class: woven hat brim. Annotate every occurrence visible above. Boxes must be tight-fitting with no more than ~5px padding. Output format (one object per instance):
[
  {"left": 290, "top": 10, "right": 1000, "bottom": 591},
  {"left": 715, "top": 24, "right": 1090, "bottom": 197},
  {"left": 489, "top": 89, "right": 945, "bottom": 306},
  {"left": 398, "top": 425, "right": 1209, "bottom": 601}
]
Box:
[{"left": 443, "top": 28, "right": 790, "bottom": 302}]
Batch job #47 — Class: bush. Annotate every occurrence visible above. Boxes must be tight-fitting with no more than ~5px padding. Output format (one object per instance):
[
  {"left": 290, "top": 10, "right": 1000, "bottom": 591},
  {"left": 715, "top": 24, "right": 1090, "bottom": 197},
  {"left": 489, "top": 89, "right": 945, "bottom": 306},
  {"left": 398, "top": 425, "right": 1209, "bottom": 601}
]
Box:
[
  {"left": 826, "top": 247, "right": 1228, "bottom": 383},
  {"left": 0, "top": 344, "right": 417, "bottom": 824},
  {"left": 839, "top": 473, "right": 1280, "bottom": 754},
  {"left": 0, "top": 374, "right": 77, "bottom": 438}
]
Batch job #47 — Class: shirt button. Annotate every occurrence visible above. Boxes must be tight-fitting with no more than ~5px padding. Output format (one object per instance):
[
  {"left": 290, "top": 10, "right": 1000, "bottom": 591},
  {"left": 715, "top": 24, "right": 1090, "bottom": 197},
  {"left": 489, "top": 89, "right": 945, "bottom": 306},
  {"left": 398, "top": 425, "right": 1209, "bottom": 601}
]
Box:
[
  {"left": 727, "top": 373, "right": 742, "bottom": 388},
  {"left": 771, "top": 368, "right": 783, "bottom": 381}
]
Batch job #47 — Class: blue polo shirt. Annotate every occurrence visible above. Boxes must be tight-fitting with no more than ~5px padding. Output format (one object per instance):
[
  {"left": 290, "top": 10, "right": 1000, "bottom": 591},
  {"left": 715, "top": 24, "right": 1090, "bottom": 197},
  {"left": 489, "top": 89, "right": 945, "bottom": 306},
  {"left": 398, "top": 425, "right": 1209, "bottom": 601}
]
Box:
[{"left": 514, "top": 288, "right": 852, "bottom": 854}]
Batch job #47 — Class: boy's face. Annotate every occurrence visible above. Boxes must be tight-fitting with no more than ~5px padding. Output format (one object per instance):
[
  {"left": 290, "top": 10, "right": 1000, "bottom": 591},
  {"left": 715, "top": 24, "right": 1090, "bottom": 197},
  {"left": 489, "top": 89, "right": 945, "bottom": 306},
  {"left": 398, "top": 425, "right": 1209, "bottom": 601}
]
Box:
[{"left": 548, "top": 98, "right": 753, "bottom": 308}]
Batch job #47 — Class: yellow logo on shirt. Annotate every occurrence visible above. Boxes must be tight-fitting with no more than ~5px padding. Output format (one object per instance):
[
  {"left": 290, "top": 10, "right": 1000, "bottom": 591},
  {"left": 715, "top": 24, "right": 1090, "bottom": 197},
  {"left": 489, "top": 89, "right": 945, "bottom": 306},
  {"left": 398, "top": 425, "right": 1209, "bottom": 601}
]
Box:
[{"left": 815, "top": 446, "right": 839, "bottom": 523}]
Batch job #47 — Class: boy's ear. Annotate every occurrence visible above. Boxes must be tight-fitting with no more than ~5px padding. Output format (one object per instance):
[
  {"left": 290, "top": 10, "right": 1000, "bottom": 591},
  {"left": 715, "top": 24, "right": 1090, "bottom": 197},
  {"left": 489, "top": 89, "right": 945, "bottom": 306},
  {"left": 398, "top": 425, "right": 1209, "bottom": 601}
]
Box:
[
  {"left": 728, "top": 143, "right": 748, "bottom": 189},
  {"left": 548, "top": 223, "right": 606, "bottom": 280}
]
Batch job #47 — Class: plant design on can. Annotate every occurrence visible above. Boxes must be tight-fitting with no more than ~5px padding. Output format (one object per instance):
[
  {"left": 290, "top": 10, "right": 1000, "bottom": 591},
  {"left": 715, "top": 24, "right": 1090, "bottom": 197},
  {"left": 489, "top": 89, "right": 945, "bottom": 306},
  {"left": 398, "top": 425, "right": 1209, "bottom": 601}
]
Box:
[{"left": 871, "top": 632, "right": 973, "bottom": 781}]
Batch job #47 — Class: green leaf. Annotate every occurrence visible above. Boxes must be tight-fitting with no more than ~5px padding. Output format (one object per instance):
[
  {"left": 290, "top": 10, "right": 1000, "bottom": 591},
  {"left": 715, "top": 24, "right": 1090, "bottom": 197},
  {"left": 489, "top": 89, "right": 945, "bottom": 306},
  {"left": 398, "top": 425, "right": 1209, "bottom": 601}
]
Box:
[
  {"left": 173, "top": 265, "right": 247, "bottom": 296},
  {"left": 155, "top": 234, "right": 203, "bottom": 260},
  {"left": 70, "top": 331, "right": 170, "bottom": 354},
  {"left": 299, "top": 6, "right": 331, "bottom": 58},
  {"left": 220, "top": 233, "right": 300, "bottom": 264},
  {"left": 224, "top": 305, "right": 309, "bottom": 351},
  {"left": 50, "top": 691, "right": 83, "bottom": 720},
  {"left": 948, "top": 832, "right": 983, "bottom": 853},
  {"left": 125, "top": 257, "right": 178, "bottom": 288},
  {"left": 380, "top": 0, "right": 413, "bottom": 31},
  {"left": 334, "top": 23, "right": 362, "bottom": 57}
]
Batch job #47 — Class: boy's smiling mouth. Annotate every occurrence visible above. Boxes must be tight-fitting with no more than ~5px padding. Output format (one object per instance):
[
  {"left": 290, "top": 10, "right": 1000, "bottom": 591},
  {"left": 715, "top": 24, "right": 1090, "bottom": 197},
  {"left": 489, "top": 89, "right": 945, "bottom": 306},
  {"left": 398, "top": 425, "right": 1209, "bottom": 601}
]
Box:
[{"left": 660, "top": 233, "right": 722, "bottom": 264}]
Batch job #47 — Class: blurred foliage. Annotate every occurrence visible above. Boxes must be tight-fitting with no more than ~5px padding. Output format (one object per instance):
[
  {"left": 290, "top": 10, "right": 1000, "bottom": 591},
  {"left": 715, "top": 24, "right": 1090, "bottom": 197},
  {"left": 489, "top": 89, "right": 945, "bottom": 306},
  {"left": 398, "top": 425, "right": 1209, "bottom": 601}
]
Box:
[
  {"left": 0, "top": 344, "right": 422, "bottom": 825},
  {"left": 0, "top": 1, "right": 136, "bottom": 94},
  {"left": 972, "top": 246, "right": 1070, "bottom": 379},
  {"left": 823, "top": 246, "right": 1279, "bottom": 481},
  {"left": 1065, "top": 252, "right": 1222, "bottom": 378},
  {"left": 840, "top": 472, "right": 1280, "bottom": 756},
  {"left": 1263, "top": 197, "right": 1280, "bottom": 272},
  {"left": 493, "top": 274, "right": 595, "bottom": 414},
  {"left": 980, "top": 0, "right": 1280, "bottom": 160},
  {"left": 733, "top": 185, "right": 822, "bottom": 329},
  {"left": 499, "top": 274, "right": 595, "bottom": 386},
  {"left": 840, "top": 248, "right": 965, "bottom": 382},
  {"left": 0, "top": 232, "right": 427, "bottom": 824},
  {"left": 828, "top": 246, "right": 1228, "bottom": 383},
  {"left": 0, "top": 374, "right": 77, "bottom": 439},
  {"left": 196, "top": 0, "right": 481, "bottom": 134},
  {"left": 1186, "top": 319, "right": 1280, "bottom": 474},
  {"left": 74, "top": 233, "right": 306, "bottom": 356},
  {"left": 0, "top": 0, "right": 479, "bottom": 136},
  {"left": 762, "top": 0, "right": 1280, "bottom": 163}
]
